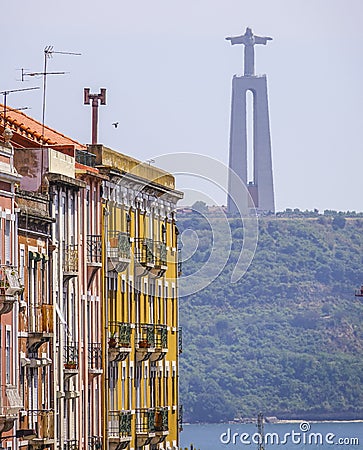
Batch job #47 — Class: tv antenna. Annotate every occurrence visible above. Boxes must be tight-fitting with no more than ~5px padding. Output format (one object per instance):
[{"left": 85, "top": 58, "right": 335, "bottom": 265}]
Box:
[
  {"left": 0, "top": 86, "right": 40, "bottom": 131},
  {"left": 22, "top": 45, "right": 81, "bottom": 138}
]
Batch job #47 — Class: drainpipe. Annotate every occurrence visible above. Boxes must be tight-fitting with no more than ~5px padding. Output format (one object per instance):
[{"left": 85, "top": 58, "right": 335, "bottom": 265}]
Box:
[{"left": 103, "top": 203, "right": 109, "bottom": 450}]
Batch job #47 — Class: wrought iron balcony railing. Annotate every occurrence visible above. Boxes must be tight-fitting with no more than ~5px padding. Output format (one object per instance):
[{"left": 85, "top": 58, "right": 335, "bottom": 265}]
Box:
[
  {"left": 108, "top": 231, "right": 131, "bottom": 260},
  {"left": 154, "top": 241, "right": 167, "bottom": 267},
  {"left": 136, "top": 324, "right": 155, "bottom": 349},
  {"left": 87, "top": 235, "right": 102, "bottom": 264},
  {"left": 63, "top": 244, "right": 78, "bottom": 274},
  {"left": 108, "top": 322, "right": 131, "bottom": 348},
  {"left": 178, "top": 326, "right": 183, "bottom": 354},
  {"left": 136, "top": 324, "right": 168, "bottom": 350},
  {"left": 88, "top": 343, "right": 102, "bottom": 371},
  {"left": 178, "top": 404, "right": 183, "bottom": 432},
  {"left": 28, "top": 409, "right": 54, "bottom": 440},
  {"left": 134, "top": 239, "right": 168, "bottom": 267},
  {"left": 108, "top": 411, "right": 132, "bottom": 438},
  {"left": 135, "top": 408, "right": 155, "bottom": 434},
  {"left": 155, "top": 325, "right": 168, "bottom": 349},
  {"left": 154, "top": 407, "right": 168, "bottom": 432},
  {"left": 177, "top": 248, "right": 182, "bottom": 276},
  {"left": 64, "top": 439, "right": 79, "bottom": 450},
  {"left": 88, "top": 436, "right": 102, "bottom": 450},
  {"left": 134, "top": 238, "right": 154, "bottom": 266},
  {"left": 64, "top": 344, "right": 79, "bottom": 369}
]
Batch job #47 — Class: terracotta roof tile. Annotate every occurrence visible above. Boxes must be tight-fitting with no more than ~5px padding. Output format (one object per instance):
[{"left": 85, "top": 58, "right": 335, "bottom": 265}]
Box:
[{"left": 0, "top": 103, "right": 86, "bottom": 149}]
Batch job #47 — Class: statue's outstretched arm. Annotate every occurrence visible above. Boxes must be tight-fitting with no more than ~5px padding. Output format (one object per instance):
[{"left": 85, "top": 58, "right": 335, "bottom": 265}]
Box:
[
  {"left": 225, "top": 35, "right": 246, "bottom": 45},
  {"left": 254, "top": 36, "right": 273, "bottom": 45}
]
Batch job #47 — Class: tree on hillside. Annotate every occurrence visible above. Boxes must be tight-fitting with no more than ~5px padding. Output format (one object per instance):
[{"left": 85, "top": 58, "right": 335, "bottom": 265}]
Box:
[{"left": 191, "top": 201, "right": 208, "bottom": 214}]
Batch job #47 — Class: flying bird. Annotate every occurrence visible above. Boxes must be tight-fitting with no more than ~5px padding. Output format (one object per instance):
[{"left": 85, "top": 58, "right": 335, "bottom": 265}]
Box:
[{"left": 112, "top": 122, "right": 119, "bottom": 128}]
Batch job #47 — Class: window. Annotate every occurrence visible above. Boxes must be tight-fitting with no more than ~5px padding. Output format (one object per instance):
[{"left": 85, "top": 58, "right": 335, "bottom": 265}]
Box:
[
  {"left": 19, "top": 247, "right": 25, "bottom": 283},
  {"left": 5, "top": 220, "right": 11, "bottom": 265},
  {"left": 121, "top": 365, "right": 126, "bottom": 410},
  {"left": 6, "top": 329, "right": 11, "bottom": 384},
  {"left": 162, "top": 222, "right": 166, "bottom": 244}
]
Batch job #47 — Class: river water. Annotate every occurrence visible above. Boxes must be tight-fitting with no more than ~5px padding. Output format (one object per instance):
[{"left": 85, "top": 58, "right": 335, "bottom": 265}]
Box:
[{"left": 180, "top": 422, "right": 363, "bottom": 450}]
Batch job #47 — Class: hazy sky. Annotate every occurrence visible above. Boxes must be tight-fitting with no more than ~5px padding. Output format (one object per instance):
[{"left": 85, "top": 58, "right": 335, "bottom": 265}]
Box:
[{"left": 3, "top": 1, "right": 363, "bottom": 212}]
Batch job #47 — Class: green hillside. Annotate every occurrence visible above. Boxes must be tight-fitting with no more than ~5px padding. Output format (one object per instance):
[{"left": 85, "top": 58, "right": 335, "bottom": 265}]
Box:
[{"left": 178, "top": 211, "right": 363, "bottom": 423}]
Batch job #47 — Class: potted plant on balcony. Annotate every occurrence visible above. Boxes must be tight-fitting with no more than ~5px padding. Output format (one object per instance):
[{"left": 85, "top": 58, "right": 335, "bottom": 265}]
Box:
[
  {"left": 109, "top": 236, "right": 118, "bottom": 248},
  {"left": 154, "top": 410, "right": 163, "bottom": 431},
  {"left": 138, "top": 339, "right": 150, "bottom": 348},
  {"left": 64, "top": 361, "right": 77, "bottom": 370},
  {"left": 108, "top": 332, "right": 118, "bottom": 348}
]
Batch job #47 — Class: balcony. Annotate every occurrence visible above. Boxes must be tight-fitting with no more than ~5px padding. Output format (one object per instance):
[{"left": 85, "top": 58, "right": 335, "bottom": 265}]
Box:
[
  {"left": 27, "top": 304, "right": 53, "bottom": 353},
  {"left": 107, "top": 231, "right": 130, "bottom": 273},
  {"left": 136, "top": 324, "right": 154, "bottom": 361},
  {"left": 154, "top": 241, "right": 167, "bottom": 267},
  {"left": 178, "top": 326, "right": 183, "bottom": 354},
  {"left": 108, "top": 411, "right": 132, "bottom": 450},
  {"left": 88, "top": 343, "right": 102, "bottom": 375},
  {"left": 152, "top": 241, "right": 168, "bottom": 277},
  {"left": 0, "top": 266, "right": 23, "bottom": 315},
  {"left": 152, "top": 407, "right": 169, "bottom": 445},
  {"left": 88, "top": 436, "right": 102, "bottom": 450},
  {"left": 154, "top": 407, "right": 168, "bottom": 432},
  {"left": 152, "top": 325, "right": 168, "bottom": 361},
  {"left": 108, "top": 322, "right": 131, "bottom": 362},
  {"left": 134, "top": 238, "right": 154, "bottom": 276},
  {"left": 63, "top": 244, "right": 78, "bottom": 280},
  {"left": 136, "top": 324, "right": 168, "bottom": 362},
  {"left": 64, "top": 344, "right": 79, "bottom": 377},
  {"left": 135, "top": 408, "right": 155, "bottom": 447},
  {"left": 177, "top": 248, "right": 182, "bottom": 276},
  {"left": 178, "top": 404, "right": 183, "bottom": 432},
  {"left": 87, "top": 235, "right": 102, "bottom": 289},
  {"left": 0, "top": 386, "right": 23, "bottom": 434},
  {"left": 27, "top": 410, "right": 54, "bottom": 445},
  {"left": 64, "top": 439, "right": 79, "bottom": 450},
  {"left": 134, "top": 239, "right": 168, "bottom": 277}
]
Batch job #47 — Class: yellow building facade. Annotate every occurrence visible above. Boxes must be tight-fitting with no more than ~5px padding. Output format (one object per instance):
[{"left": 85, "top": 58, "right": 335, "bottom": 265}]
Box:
[{"left": 90, "top": 145, "right": 183, "bottom": 450}]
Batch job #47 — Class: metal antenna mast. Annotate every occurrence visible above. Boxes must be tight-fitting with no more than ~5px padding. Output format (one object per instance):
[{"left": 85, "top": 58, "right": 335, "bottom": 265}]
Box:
[
  {"left": 42, "top": 46, "right": 81, "bottom": 137},
  {"left": 22, "top": 46, "right": 81, "bottom": 138},
  {"left": 0, "top": 86, "right": 40, "bottom": 136}
]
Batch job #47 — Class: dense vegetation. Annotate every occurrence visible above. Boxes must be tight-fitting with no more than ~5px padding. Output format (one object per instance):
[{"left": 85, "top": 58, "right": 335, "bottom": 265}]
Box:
[{"left": 178, "top": 209, "right": 363, "bottom": 423}]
